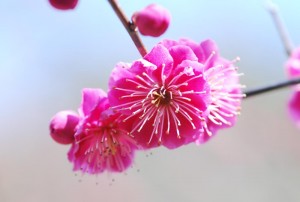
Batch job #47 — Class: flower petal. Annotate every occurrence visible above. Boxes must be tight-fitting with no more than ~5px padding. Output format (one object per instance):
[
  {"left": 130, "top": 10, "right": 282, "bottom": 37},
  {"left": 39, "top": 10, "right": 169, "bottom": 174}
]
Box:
[
  {"left": 288, "top": 91, "right": 300, "bottom": 128},
  {"left": 79, "top": 88, "right": 107, "bottom": 117},
  {"left": 169, "top": 45, "right": 198, "bottom": 67}
]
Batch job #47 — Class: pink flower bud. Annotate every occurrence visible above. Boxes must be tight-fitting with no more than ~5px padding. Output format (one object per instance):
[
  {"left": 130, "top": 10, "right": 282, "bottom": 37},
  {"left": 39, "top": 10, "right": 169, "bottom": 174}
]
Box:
[
  {"left": 49, "top": 0, "right": 78, "bottom": 10},
  {"left": 50, "top": 110, "right": 79, "bottom": 144},
  {"left": 132, "top": 4, "right": 171, "bottom": 37}
]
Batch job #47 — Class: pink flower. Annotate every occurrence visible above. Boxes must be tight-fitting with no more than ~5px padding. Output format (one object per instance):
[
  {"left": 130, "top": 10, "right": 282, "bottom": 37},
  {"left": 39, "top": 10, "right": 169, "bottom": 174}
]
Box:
[
  {"left": 108, "top": 39, "right": 211, "bottom": 149},
  {"left": 148, "top": 39, "right": 243, "bottom": 144},
  {"left": 196, "top": 40, "right": 243, "bottom": 143},
  {"left": 67, "top": 89, "right": 137, "bottom": 174},
  {"left": 49, "top": 110, "right": 79, "bottom": 144},
  {"left": 49, "top": 0, "right": 78, "bottom": 10},
  {"left": 285, "top": 47, "right": 300, "bottom": 128},
  {"left": 288, "top": 91, "right": 300, "bottom": 128},
  {"left": 132, "top": 4, "right": 171, "bottom": 37}
]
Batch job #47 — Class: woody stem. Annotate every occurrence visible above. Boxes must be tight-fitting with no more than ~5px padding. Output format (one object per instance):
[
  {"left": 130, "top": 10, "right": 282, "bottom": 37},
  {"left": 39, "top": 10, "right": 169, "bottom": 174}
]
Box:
[
  {"left": 244, "top": 78, "right": 300, "bottom": 98},
  {"left": 108, "top": 0, "right": 148, "bottom": 57},
  {"left": 267, "top": 0, "right": 294, "bottom": 55}
]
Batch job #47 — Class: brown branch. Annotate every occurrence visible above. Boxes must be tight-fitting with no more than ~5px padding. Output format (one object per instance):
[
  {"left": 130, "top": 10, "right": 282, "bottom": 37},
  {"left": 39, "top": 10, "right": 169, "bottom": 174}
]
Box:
[{"left": 108, "top": 0, "right": 148, "bottom": 57}]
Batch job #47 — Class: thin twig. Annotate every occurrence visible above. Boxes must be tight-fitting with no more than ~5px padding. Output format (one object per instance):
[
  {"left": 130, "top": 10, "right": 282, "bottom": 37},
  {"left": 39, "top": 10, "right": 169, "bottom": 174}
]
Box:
[
  {"left": 108, "top": 0, "right": 148, "bottom": 57},
  {"left": 266, "top": 0, "right": 294, "bottom": 55},
  {"left": 244, "top": 78, "right": 300, "bottom": 98}
]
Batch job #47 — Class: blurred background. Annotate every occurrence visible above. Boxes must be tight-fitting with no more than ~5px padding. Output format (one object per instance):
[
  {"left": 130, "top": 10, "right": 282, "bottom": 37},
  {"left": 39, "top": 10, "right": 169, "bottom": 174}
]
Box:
[{"left": 1, "top": 0, "right": 300, "bottom": 201}]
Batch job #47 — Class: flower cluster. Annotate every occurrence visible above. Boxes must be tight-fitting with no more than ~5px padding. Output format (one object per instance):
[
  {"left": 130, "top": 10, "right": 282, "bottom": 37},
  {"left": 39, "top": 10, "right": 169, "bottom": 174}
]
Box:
[
  {"left": 48, "top": 0, "right": 243, "bottom": 175},
  {"left": 47, "top": 0, "right": 300, "bottom": 177},
  {"left": 50, "top": 39, "right": 243, "bottom": 174}
]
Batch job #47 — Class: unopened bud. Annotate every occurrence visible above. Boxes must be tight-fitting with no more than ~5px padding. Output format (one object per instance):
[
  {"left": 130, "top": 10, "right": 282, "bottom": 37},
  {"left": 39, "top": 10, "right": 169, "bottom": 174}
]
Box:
[
  {"left": 132, "top": 4, "right": 171, "bottom": 37},
  {"left": 49, "top": 110, "right": 79, "bottom": 144},
  {"left": 49, "top": 0, "right": 78, "bottom": 10}
]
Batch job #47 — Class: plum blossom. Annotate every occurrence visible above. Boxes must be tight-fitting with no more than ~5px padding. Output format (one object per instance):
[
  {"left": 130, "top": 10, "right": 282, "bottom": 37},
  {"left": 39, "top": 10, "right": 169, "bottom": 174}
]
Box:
[
  {"left": 49, "top": 110, "right": 79, "bottom": 144},
  {"left": 68, "top": 88, "right": 137, "bottom": 174},
  {"left": 49, "top": 0, "right": 78, "bottom": 10},
  {"left": 288, "top": 91, "right": 300, "bottom": 128},
  {"left": 194, "top": 40, "right": 244, "bottom": 144},
  {"left": 149, "top": 39, "right": 243, "bottom": 143},
  {"left": 285, "top": 47, "right": 300, "bottom": 128},
  {"left": 108, "top": 39, "right": 211, "bottom": 149},
  {"left": 132, "top": 4, "right": 171, "bottom": 37},
  {"left": 108, "top": 38, "right": 243, "bottom": 149},
  {"left": 50, "top": 88, "right": 137, "bottom": 174}
]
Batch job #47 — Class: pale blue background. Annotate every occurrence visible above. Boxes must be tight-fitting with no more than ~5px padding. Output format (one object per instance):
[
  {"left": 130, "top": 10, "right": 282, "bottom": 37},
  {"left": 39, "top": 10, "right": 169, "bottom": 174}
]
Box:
[{"left": 1, "top": 1, "right": 300, "bottom": 202}]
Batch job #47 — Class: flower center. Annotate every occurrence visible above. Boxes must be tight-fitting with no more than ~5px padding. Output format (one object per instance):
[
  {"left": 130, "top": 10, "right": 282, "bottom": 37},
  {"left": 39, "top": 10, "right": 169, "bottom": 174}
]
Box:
[
  {"left": 151, "top": 86, "right": 171, "bottom": 106},
  {"left": 111, "top": 66, "right": 207, "bottom": 145},
  {"left": 83, "top": 122, "right": 120, "bottom": 156}
]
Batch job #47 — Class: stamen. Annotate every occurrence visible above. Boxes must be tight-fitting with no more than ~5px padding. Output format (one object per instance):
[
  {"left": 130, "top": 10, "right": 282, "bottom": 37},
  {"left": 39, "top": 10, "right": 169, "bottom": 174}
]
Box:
[
  {"left": 136, "top": 74, "right": 154, "bottom": 87},
  {"left": 126, "top": 78, "right": 149, "bottom": 89},
  {"left": 130, "top": 106, "right": 156, "bottom": 133},
  {"left": 175, "top": 96, "right": 192, "bottom": 102},
  {"left": 166, "top": 107, "right": 171, "bottom": 134},
  {"left": 214, "top": 108, "right": 234, "bottom": 117},
  {"left": 211, "top": 111, "right": 231, "bottom": 125},
  {"left": 217, "top": 99, "right": 239, "bottom": 111},
  {"left": 202, "top": 121, "right": 212, "bottom": 136},
  {"left": 114, "top": 87, "right": 143, "bottom": 93},
  {"left": 170, "top": 101, "right": 180, "bottom": 113},
  {"left": 170, "top": 110, "right": 181, "bottom": 138},
  {"left": 161, "top": 64, "right": 166, "bottom": 86},
  {"left": 181, "top": 90, "right": 206, "bottom": 95},
  {"left": 110, "top": 100, "right": 143, "bottom": 110},
  {"left": 204, "top": 51, "right": 216, "bottom": 69},
  {"left": 147, "top": 109, "right": 164, "bottom": 144},
  {"left": 169, "top": 109, "right": 181, "bottom": 127},
  {"left": 142, "top": 72, "right": 156, "bottom": 84},
  {"left": 175, "top": 99, "right": 203, "bottom": 114},
  {"left": 121, "top": 93, "right": 147, "bottom": 99},
  {"left": 168, "top": 72, "right": 184, "bottom": 86},
  {"left": 183, "top": 74, "right": 203, "bottom": 84},
  {"left": 208, "top": 115, "right": 222, "bottom": 125},
  {"left": 170, "top": 82, "right": 188, "bottom": 89},
  {"left": 172, "top": 103, "right": 196, "bottom": 129}
]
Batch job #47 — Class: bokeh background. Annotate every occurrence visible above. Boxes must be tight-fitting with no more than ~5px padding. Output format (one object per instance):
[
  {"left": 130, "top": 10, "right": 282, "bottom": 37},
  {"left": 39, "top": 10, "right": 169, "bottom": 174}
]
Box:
[{"left": 1, "top": 0, "right": 300, "bottom": 202}]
